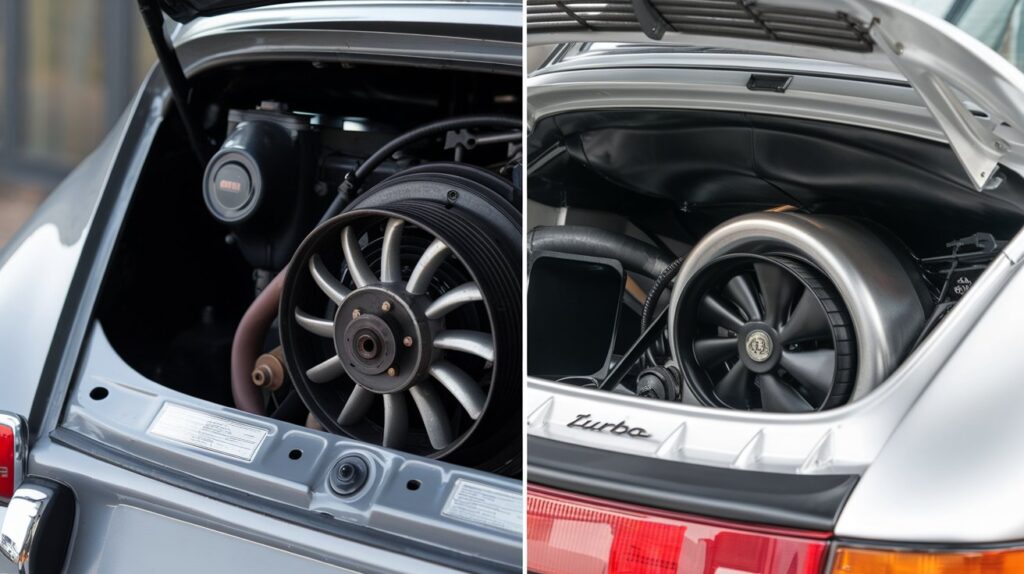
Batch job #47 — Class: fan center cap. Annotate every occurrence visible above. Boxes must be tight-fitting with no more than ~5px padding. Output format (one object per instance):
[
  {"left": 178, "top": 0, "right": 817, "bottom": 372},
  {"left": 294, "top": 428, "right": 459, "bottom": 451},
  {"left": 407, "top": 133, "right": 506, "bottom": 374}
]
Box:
[
  {"left": 745, "top": 330, "right": 773, "bottom": 363},
  {"left": 736, "top": 323, "right": 781, "bottom": 373},
  {"left": 341, "top": 314, "right": 395, "bottom": 375},
  {"left": 334, "top": 286, "right": 436, "bottom": 393}
]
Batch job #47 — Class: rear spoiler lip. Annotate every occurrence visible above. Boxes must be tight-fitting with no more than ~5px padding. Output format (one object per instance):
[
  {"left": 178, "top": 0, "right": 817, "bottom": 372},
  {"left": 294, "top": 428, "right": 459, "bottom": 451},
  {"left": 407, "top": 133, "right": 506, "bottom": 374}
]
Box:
[{"left": 528, "top": 435, "right": 859, "bottom": 531}]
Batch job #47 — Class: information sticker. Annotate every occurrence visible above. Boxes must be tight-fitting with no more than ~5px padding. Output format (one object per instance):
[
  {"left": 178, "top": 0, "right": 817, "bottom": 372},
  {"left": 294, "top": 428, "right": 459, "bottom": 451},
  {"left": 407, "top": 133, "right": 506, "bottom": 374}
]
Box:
[
  {"left": 148, "top": 403, "right": 268, "bottom": 462},
  {"left": 442, "top": 479, "right": 523, "bottom": 535}
]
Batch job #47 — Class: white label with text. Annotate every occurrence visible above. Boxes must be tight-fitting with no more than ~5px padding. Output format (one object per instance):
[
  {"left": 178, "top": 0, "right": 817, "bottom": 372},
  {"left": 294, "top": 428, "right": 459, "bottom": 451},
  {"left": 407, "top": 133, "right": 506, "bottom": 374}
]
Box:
[
  {"left": 442, "top": 479, "right": 523, "bottom": 535},
  {"left": 148, "top": 403, "right": 267, "bottom": 462}
]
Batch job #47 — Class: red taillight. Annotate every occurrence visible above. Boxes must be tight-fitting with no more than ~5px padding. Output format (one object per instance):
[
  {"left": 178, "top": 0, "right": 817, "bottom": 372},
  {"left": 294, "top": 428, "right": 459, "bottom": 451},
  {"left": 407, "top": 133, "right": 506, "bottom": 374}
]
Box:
[
  {"left": 0, "top": 413, "right": 26, "bottom": 503},
  {"left": 528, "top": 485, "right": 830, "bottom": 574}
]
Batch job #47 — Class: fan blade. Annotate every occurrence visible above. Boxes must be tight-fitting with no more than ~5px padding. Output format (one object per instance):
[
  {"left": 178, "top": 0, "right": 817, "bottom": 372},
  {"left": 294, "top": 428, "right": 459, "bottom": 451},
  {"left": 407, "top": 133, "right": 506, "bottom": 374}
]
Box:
[
  {"left": 295, "top": 308, "right": 334, "bottom": 338},
  {"left": 780, "top": 290, "right": 830, "bottom": 344},
  {"left": 698, "top": 293, "right": 745, "bottom": 332},
  {"left": 406, "top": 238, "right": 450, "bottom": 295},
  {"left": 434, "top": 330, "right": 494, "bottom": 362},
  {"left": 341, "top": 225, "right": 378, "bottom": 288},
  {"left": 780, "top": 349, "right": 836, "bottom": 402},
  {"left": 425, "top": 282, "right": 483, "bottom": 319},
  {"left": 337, "top": 386, "right": 375, "bottom": 425},
  {"left": 715, "top": 363, "right": 753, "bottom": 408},
  {"left": 758, "top": 374, "right": 814, "bottom": 413},
  {"left": 309, "top": 254, "right": 349, "bottom": 305},
  {"left": 383, "top": 393, "right": 409, "bottom": 449},
  {"left": 754, "top": 262, "right": 801, "bottom": 328},
  {"left": 306, "top": 355, "right": 345, "bottom": 383},
  {"left": 430, "top": 361, "right": 486, "bottom": 419},
  {"left": 724, "top": 274, "right": 762, "bottom": 322},
  {"left": 380, "top": 218, "right": 405, "bottom": 283},
  {"left": 410, "top": 381, "right": 454, "bottom": 449},
  {"left": 693, "top": 337, "right": 738, "bottom": 367}
]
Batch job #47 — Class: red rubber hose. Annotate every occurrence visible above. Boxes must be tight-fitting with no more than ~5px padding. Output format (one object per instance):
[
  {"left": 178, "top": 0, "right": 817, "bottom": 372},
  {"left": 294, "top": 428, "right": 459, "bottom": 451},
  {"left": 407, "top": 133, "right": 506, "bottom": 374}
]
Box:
[{"left": 231, "top": 270, "right": 286, "bottom": 414}]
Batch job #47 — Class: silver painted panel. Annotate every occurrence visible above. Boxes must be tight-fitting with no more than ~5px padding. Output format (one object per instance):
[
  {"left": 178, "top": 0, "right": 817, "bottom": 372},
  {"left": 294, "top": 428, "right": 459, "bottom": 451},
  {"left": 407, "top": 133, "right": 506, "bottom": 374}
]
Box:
[
  {"left": 29, "top": 437, "right": 460, "bottom": 574},
  {"left": 537, "top": 51, "right": 908, "bottom": 83},
  {"left": 65, "top": 323, "right": 522, "bottom": 566},
  {"left": 93, "top": 506, "right": 354, "bottom": 573},
  {"left": 528, "top": 63, "right": 942, "bottom": 141},
  {"left": 836, "top": 254, "right": 1024, "bottom": 543},
  {"left": 0, "top": 116, "right": 129, "bottom": 419},
  {"left": 863, "top": 0, "right": 1024, "bottom": 189}
]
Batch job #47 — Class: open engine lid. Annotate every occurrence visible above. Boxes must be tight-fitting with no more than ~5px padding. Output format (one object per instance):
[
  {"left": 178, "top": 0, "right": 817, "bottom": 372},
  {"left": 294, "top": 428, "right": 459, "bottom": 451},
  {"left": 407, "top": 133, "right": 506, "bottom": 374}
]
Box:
[
  {"left": 528, "top": 0, "right": 1024, "bottom": 191},
  {"left": 156, "top": 0, "right": 520, "bottom": 22},
  {"left": 153, "top": 0, "right": 334, "bottom": 23}
]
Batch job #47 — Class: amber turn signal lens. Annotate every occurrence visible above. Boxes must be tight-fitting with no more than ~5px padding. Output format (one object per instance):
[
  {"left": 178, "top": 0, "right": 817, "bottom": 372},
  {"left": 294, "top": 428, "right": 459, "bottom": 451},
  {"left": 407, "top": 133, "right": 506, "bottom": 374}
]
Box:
[{"left": 832, "top": 546, "right": 1024, "bottom": 573}]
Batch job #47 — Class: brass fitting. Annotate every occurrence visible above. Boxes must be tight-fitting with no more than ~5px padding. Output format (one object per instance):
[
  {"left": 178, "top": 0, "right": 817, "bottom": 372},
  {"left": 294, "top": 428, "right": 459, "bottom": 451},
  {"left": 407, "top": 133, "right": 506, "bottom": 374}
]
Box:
[{"left": 251, "top": 346, "right": 287, "bottom": 392}]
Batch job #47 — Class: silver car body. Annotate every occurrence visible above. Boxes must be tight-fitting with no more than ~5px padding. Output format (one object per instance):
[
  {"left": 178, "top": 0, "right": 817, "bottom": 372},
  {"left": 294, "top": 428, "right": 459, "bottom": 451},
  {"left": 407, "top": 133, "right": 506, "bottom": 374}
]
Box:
[
  {"left": 526, "top": 0, "right": 1024, "bottom": 544},
  {"left": 0, "top": 3, "right": 522, "bottom": 572}
]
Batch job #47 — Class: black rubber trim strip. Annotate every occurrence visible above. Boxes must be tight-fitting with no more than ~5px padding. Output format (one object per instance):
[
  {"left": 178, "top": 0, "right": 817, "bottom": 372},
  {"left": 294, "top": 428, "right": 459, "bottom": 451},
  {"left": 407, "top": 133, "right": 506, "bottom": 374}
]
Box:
[
  {"left": 52, "top": 428, "right": 518, "bottom": 574},
  {"left": 528, "top": 435, "right": 857, "bottom": 531}
]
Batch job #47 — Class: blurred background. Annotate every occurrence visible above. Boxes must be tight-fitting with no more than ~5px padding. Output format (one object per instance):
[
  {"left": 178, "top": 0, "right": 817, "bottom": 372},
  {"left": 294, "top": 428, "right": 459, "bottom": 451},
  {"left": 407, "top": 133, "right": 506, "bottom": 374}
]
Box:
[
  {"left": 2, "top": 0, "right": 1024, "bottom": 249},
  {"left": 0, "top": 0, "right": 154, "bottom": 246}
]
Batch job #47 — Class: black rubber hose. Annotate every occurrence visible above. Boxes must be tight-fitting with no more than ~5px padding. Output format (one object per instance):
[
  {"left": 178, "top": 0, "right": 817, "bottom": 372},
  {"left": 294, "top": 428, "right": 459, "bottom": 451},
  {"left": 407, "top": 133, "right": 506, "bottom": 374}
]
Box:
[
  {"left": 528, "top": 226, "right": 675, "bottom": 278},
  {"left": 320, "top": 114, "right": 520, "bottom": 223},
  {"left": 640, "top": 255, "right": 687, "bottom": 368},
  {"left": 641, "top": 255, "right": 687, "bottom": 332}
]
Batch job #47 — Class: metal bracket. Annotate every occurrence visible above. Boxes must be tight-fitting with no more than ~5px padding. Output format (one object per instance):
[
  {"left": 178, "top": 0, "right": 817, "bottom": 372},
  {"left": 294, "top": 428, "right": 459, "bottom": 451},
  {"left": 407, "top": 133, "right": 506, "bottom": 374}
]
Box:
[{"left": 630, "top": 0, "right": 669, "bottom": 40}]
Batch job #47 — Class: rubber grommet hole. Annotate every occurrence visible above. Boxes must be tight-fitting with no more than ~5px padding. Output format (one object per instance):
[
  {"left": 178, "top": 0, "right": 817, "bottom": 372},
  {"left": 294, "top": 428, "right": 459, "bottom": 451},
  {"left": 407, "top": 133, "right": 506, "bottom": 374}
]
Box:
[
  {"left": 288, "top": 449, "right": 303, "bottom": 460},
  {"left": 406, "top": 479, "right": 421, "bottom": 491},
  {"left": 90, "top": 387, "right": 109, "bottom": 401}
]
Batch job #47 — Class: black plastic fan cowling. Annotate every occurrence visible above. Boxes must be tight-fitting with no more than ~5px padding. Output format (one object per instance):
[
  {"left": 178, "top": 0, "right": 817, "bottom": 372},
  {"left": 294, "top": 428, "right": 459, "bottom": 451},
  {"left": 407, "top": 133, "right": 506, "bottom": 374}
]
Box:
[{"left": 676, "top": 254, "right": 856, "bottom": 413}]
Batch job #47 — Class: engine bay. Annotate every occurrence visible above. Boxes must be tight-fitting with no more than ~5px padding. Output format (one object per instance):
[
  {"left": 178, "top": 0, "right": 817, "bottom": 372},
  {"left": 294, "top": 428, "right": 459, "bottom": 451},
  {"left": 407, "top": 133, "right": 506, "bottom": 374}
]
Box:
[
  {"left": 96, "top": 61, "right": 522, "bottom": 474},
  {"left": 527, "top": 109, "right": 1024, "bottom": 413}
]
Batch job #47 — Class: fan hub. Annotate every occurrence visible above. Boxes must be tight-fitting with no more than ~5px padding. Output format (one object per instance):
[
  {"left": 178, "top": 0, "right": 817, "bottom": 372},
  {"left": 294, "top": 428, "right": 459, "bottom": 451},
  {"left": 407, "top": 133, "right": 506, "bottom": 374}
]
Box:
[
  {"left": 341, "top": 315, "right": 395, "bottom": 374},
  {"left": 736, "top": 322, "right": 782, "bottom": 373},
  {"left": 744, "top": 330, "right": 773, "bottom": 363},
  {"left": 334, "top": 286, "right": 435, "bottom": 394}
]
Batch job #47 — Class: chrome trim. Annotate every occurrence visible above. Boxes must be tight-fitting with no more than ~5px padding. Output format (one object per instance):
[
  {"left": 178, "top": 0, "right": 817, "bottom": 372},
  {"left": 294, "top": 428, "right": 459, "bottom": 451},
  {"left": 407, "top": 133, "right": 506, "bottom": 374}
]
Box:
[
  {"left": 0, "top": 486, "right": 45, "bottom": 571},
  {"left": 0, "top": 413, "right": 26, "bottom": 504}
]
